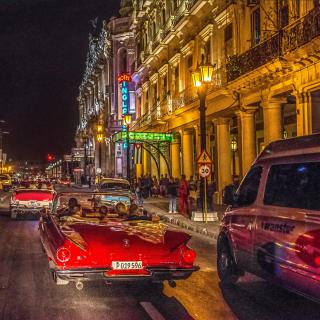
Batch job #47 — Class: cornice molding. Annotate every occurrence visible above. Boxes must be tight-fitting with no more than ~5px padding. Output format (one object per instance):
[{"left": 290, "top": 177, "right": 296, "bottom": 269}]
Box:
[
  {"left": 181, "top": 40, "right": 195, "bottom": 57},
  {"left": 169, "top": 53, "right": 181, "bottom": 67},
  {"left": 198, "top": 24, "right": 213, "bottom": 41},
  {"left": 158, "top": 63, "right": 169, "bottom": 77}
]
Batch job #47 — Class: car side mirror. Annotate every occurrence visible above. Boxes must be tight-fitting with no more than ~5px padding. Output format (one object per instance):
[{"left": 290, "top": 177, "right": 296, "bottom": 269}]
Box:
[{"left": 223, "top": 185, "right": 237, "bottom": 205}]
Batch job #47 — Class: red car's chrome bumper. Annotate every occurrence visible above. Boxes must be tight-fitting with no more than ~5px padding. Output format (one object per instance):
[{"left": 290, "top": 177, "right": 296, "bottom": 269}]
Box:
[{"left": 54, "top": 266, "right": 200, "bottom": 282}]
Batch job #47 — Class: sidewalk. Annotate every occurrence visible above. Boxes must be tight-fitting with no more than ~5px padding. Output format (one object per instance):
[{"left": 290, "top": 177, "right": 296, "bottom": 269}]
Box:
[{"left": 143, "top": 197, "right": 227, "bottom": 240}]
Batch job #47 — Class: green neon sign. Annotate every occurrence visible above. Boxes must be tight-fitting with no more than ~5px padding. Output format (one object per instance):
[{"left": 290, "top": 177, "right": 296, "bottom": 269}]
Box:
[{"left": 113, "top": 131, "right": 172, "bottom": 142}]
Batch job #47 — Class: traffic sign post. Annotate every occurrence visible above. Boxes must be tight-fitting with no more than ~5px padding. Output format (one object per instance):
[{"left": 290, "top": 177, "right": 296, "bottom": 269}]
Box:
[
  {"left": 197, "top": 150, "right": 213, "bottom": 222},
  {"left": 197, "top": 149, "right": 213, "bottom": 165}
]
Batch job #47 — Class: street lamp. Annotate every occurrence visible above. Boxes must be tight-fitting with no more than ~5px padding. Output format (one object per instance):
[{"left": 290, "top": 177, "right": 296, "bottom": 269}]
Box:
[
  {"left": 191, "top": 60, "right": 215, "bottom": 213},
  {"left": 123, "top": 114, "right": 132, "bottom": 181},
  {"left": 96, "top": 124, "right": 103, "bottom": 170},
  {"left": 0, "top": 125, "right": 9, "bottom": 175},
  {"left": 231, "top": 136, "right": 238, "bottom": 177}
]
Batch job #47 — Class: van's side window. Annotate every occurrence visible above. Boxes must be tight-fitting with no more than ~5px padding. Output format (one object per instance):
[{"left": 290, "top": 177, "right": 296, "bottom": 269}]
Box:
[
  {"left": 236, "top": 166, "right": 262, "bottom": 206},
  {"left": 264, "top": 162, "right": 320, "bottom": 210}
]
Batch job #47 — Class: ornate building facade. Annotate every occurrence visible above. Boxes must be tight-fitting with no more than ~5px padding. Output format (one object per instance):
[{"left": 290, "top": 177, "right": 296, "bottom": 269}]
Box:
[
  {"left": 76, "top": 23, "right": 111, "bottom": 181},
  {"left": 130, "top": 0, "right": 320, "bottom": 202},
  {"left": 76, "top": 1, "right": 135, "bottom": 179}
]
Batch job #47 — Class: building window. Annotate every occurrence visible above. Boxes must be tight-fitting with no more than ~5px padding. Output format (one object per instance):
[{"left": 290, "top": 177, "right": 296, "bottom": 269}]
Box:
[
  {"left": 224, "top": 23, "right": 233, "bottom": 42},
  {"left": 174, "top": 67, "right": 179, "bottom": 96},
  {"left": 119, "top": 49, "right": 127, "bottom": 73},
  {"left": 162, "top": 8, "right": 166, "bottom": 25},
  {"left": 279, "top": 0, "right": 289, "bottom": 28},
  {"left": 251, "top": 8, "right": 260, "bottom": 46},
  {"left": 204, "top": 40, "right": 211, "bottom": 63},
  {"left": 162, "top": 75, "right": 167, "bottom": 97},
  {"left": 187, "top": 55, "right": 193, "bottom": 68},
  {"left": 152, "top": 21, "right": 156, "bottom": 39}
]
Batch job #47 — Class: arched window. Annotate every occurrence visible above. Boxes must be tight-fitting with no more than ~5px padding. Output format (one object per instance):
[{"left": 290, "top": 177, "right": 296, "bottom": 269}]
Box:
[
  {"left": 119, "top": 49, "right": 127, "bottom": 73},
  {"left": 162, "top": 8, "right": 166, "bottom": 25},
  {"left": 152, "top": 21, "right": 156, "bottom": 38}
]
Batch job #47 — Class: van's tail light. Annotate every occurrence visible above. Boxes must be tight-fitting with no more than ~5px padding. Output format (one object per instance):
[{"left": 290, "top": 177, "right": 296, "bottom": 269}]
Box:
[
  {"left": 56, "top": 247, "right": 71, "bottom": 263},
  {"left": 182, "top": 248, "right": 196, "bottom": 264}
]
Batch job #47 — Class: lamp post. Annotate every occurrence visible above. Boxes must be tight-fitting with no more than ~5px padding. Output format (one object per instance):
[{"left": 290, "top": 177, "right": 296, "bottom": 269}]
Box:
[
  {"left": 0, "top": 127, "right": 9, "bottom": 175},
  {"left": 123, "top": 114, "right": 132, "bottom": 181},
  {"left": 231, "top": 136, "right": 238, "bottom": 177},
  {"left": 80, "top": 134, "right": 88, "bottom": 185},
  {"left": 191, "top": 60, "right": 215, "bottom": 214},
  {"left": 96, "top": 124, "right": 103, "bottom": 169}
]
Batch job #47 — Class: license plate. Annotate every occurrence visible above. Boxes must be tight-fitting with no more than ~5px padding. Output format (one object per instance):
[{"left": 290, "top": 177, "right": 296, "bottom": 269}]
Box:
[{"left": 112, "top": 261, "right": 143, "bottom": 270}]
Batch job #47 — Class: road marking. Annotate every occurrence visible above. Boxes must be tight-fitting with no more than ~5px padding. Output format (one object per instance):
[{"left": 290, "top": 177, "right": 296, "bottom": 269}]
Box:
[{"left": 140, "top": 302, "right": 166, "bottom": 320}]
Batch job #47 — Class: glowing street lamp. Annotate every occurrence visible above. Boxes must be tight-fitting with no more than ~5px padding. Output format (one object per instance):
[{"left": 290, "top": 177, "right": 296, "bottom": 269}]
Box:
[
  {"left": 231, "top": 136, "right": 238, "bottom": 177},
  {"left": 191, "top": 59, "right": 215, "bottom": 215},
  {"left": 96, "top": 123, "right": 104, "bottom": 170}
]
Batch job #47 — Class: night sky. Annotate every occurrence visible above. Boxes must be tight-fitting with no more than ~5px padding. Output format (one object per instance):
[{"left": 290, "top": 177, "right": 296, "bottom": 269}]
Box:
[{"left": 0, "top": 0, "right": 119, "bottom": 162}]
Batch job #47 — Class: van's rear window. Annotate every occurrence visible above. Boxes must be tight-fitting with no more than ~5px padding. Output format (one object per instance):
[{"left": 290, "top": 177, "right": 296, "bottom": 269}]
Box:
[{"left": 264, "top": 162, "right": 320, "bottom": 211}]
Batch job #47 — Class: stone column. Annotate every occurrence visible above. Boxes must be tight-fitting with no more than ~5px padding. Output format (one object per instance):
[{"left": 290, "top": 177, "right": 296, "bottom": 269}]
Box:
[
  {"left": 215, "top": 118, "right": 232, "bottom": 203},
  {"left": 160, "top": 156, "right": 168, "bottom": 176},
  {"left": 142, "top": 147, "right": 149, "bottom": 175},
  {"left": 262, "top": 98, "right": 286, "bottom": 145},
  {"left": 136, "top": 164, "right": 143, "bottom": 178},
  {"left": 294, "top": 90, "right": 311, "bottom": 136},
  {"left": 194, "top": 125, "right": 200, "bottom": 158},
  {"left": 182, "top": 129, "right": 194, "bottom": 180},
  {"left": 238, "top": 108, "right": 257, "bottom": 175},
  {"left": 179, "top": 55, "right": 186, "bottom": 92},
  {"left": 150, "top": 156, "right": 158, "bottom": 178},
  {"left": 171, "top": 132, "right": 181, "bottom": 178}
]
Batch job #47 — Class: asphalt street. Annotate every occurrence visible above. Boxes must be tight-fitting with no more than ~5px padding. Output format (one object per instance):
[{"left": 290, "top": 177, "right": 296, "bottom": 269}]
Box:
[{"left": 0, "top": 190, "right": 319, "bottom": 320}]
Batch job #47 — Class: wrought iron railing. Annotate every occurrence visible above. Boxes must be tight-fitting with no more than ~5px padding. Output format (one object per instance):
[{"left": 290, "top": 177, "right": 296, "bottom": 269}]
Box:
[{"left": 226, "top": 7, "right": 320, "bottom": 82}]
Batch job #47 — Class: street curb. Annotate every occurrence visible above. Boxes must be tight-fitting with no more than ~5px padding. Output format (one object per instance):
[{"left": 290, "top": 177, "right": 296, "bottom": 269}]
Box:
[{"left": 144, "top": 204, "right": 220, "bottom": 240}]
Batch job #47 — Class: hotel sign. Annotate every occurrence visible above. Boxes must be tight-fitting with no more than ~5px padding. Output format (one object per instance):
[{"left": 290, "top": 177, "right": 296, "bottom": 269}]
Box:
[
  {"left": 118, "top": 73, "right": 132, "bottom": 118},
  {"left": 113, "top": 132, "right": 173, "bottom": 142}
]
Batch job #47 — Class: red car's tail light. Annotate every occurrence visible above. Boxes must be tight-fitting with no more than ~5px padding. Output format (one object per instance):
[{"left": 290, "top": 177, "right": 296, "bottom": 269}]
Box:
[
  {"left": 56, "top": 247, "right": 71, "bottom": 263},
  {"left": 11, "top": 194, "right": 16, "bottom": 204},
  {"left": 315, "top": 256, "right": 320, "bottom": 267},
  {"left": 182, "top": 248, "right": 196, "bottom": 264}
]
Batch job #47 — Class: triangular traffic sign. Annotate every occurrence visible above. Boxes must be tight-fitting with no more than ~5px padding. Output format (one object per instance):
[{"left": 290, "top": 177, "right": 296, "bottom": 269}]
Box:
[{"left": 197, "top": 149, "right": 213, "bottom": 164}]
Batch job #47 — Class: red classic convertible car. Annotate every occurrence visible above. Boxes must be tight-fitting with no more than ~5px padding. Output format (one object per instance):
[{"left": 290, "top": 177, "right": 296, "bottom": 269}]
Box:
[
  {"left": 10, "top": 188, "right": 55, "bottom": 219},
  {"left": 39, "top": 191, "right": 199, "bottom": 290}
]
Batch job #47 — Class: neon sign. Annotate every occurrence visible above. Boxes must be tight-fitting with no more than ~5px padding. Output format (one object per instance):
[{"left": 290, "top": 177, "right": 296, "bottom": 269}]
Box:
[
  {"left": 117, "top": 74, "right": 132, "bottom": 83},
  {"left": 113, "top": 132, "right": 173, "bottom": 142},
  {"left": 121, "top": 81, "right": 130, "bottom": 116}
]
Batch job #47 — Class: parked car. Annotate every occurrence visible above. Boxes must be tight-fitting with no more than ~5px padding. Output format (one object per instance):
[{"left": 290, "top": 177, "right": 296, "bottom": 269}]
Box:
[
  {"left": 10, "top": 188, "right": 56, "bottom": 219},
  {"left": 39, "top": 191, "right": 199, "bottom": 290},
  {"left": 58, "top": 177, "right": 71, "bottom": 187},
  {"left": 98, "top": 177, "right": 137, "bottom": 206},
  {"left": 218, "top": 134, "right": 320, "bottom": 302},
  {"left": 0, "top": 174, "right": 12, "bottom": 192}
]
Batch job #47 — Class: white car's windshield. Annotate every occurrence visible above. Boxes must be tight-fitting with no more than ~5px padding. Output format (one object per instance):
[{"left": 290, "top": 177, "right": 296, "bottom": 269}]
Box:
[{"left": 100, "top": 182, "right": 130, "bottom": 190}]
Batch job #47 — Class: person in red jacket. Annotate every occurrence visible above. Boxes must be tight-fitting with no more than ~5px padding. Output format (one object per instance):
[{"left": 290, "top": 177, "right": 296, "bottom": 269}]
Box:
[{"left": 178, "top": 174, "right": 189, "bottom": 217}]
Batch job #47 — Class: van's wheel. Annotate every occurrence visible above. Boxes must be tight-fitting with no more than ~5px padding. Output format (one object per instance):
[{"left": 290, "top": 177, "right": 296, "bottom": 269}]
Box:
[
  {"left": 52, "top": 272, "right": 69, "bottom": 285},
  {"left": 217, "top": 238, "right": 240, "bottom": 285}
]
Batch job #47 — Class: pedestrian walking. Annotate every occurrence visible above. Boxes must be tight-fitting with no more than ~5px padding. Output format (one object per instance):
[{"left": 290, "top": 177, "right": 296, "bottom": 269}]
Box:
[
  {"left": 167, "top": 176, "right": 178, "bottom": 213},
  {"left": 189, "top": 176, "right": 197, "bottom": 213},
  {"left": 135, "top": 178, "right": 143, "bottom": 206},
  {"left": 178, "top": 174, "right": 189, "bottom": 217}
]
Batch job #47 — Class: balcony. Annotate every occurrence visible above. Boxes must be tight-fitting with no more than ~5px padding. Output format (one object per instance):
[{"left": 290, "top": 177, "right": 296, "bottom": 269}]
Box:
[
  {"left": 139, "top": 0, "right": 201, "bottom": 64},
  {"left": 226, "top": 7, "right": 320, "bottom": 82}
]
